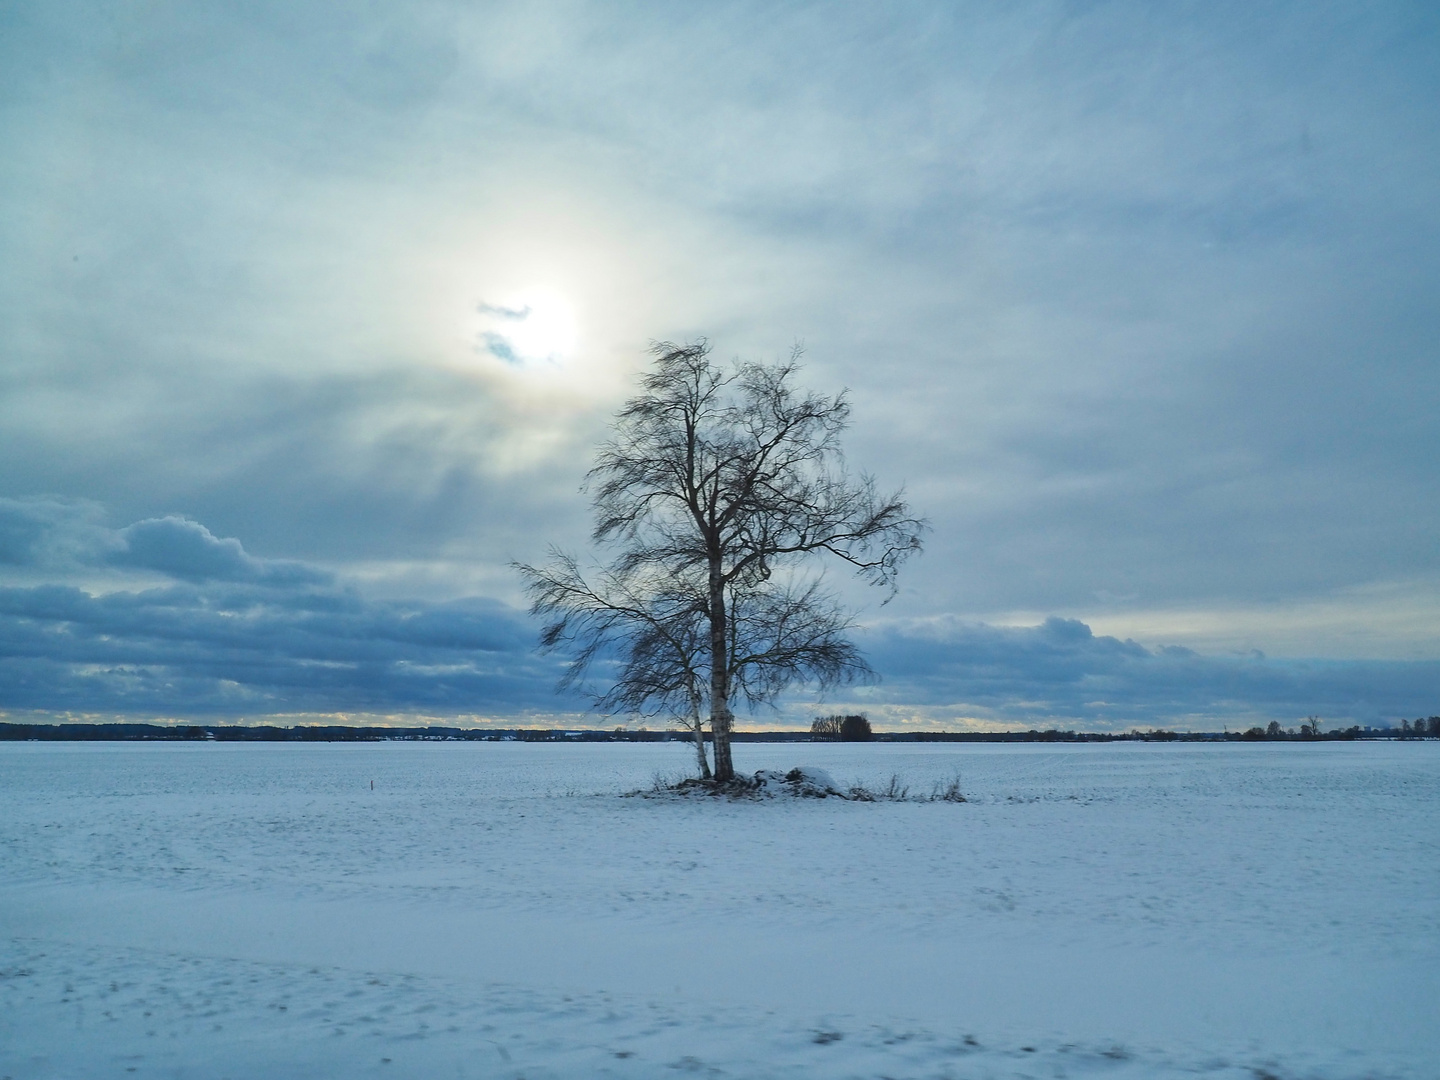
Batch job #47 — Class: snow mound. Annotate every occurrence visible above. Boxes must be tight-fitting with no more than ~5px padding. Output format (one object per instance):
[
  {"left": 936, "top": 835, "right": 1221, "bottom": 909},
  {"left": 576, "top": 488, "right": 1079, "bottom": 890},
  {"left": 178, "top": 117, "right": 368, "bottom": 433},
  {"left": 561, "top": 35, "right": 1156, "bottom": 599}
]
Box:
[
  {"left": 753, "top": 767, "right": 844, "bottom": 798},
  {"left": 654, "top": 767, "right": 848, "bottom": 799}
]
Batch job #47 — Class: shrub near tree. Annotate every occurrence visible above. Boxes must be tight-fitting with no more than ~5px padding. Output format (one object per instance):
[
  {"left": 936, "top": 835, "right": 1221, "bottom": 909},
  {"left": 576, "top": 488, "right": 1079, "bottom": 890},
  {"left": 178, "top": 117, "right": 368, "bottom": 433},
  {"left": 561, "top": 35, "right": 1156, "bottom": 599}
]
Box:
[{"left": 1397, "top": 717, "right": 1440, "bottom": 737}]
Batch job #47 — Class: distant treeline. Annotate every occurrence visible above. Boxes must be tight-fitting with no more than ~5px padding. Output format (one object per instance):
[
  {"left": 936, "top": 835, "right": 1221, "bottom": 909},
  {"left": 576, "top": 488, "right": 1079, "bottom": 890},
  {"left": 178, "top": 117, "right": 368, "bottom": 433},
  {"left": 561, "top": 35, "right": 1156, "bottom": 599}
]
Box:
[
  {"left": 0, "top": 723, "right": 674, "bottom": 743},
  {"left": 1, "top": 721, "right": 1434, "bottom": 743},
  {"left": 1229, "top": 716, "right": 1439, "bottom": 741}
]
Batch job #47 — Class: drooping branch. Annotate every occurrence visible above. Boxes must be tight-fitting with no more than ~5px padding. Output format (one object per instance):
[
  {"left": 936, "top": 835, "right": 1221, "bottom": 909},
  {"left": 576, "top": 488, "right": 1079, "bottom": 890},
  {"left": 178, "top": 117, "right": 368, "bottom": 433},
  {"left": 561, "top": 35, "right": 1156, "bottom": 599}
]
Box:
[
  {"left": 517, "top": 551, "right": 705, "bottom": 706},
  {"left": 725, "top": 578, "right": 872, "bottom": 711},
  {"left": 516, "top": 551, "right": 715, "bottom": 776}
]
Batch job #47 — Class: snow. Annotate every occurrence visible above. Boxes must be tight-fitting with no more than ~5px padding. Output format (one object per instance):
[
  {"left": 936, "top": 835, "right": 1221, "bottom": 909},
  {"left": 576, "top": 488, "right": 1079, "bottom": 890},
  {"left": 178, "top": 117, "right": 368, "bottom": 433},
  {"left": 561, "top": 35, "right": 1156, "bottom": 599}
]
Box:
[
  {"left": 746, "top": 767, "right": 844, "bottom": 797},
  {"left": 2, "top": 740, "right": 1436, "bottom": 1078}
]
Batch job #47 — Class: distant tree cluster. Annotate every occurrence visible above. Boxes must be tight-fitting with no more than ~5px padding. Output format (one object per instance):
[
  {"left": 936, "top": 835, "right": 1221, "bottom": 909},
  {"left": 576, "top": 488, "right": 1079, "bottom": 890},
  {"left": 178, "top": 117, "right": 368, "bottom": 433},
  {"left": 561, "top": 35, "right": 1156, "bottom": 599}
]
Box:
[
  {"left": 810, "top": 714, "right": 873, "bottom": 742},
  {"left": 1233, "top": 716, "right": 1434, "bottom": 741},
  {"left": 1397, "top": 716, "right": 1440, "bottom": 737}
]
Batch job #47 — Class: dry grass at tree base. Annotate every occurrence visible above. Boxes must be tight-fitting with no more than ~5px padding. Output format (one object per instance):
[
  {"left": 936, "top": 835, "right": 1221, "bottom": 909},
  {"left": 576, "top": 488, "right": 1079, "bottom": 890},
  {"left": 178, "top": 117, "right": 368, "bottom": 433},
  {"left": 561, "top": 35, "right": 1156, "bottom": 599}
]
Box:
[{"left": 629, "top": 767, "right": 967, "bottom": 802}]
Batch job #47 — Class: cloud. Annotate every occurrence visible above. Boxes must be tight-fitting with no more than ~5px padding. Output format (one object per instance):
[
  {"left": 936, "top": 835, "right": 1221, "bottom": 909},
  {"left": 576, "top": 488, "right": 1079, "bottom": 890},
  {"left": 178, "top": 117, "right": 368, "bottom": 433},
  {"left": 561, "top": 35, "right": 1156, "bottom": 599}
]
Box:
[
  {"left": 477, "top": 302, "right": 532, "bottom": 321},
  {"left": 854, "top": 617, "right": 1437, "bottom": 729},
  {"left": 480, "top": 332, "right": 520, "bottom": 365},
  {"left": 0, "top": 498, "right": 331, "bottom": 587},
  {"left": 109, "top": 516, "right": 331, "bottom": 587},
  {"left": 0, "top": 498, "right": 112, "bottom": 570},
  {"left": 0, "top": 501, "right": 592, "bottom": 719},
  {"left": 0, "top": 580, "right": 578, "bottom": 718},
  {"left": 0, "top": 501, "right": 587, "bottom": 719}
]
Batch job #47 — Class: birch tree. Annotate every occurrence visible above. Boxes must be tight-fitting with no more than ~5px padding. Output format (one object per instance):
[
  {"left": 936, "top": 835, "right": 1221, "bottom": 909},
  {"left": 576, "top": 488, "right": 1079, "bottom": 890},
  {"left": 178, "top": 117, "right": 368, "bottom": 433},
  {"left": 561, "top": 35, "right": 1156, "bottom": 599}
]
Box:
[{"left": 522, "top": 341, "right": 924, "bottom": 782}]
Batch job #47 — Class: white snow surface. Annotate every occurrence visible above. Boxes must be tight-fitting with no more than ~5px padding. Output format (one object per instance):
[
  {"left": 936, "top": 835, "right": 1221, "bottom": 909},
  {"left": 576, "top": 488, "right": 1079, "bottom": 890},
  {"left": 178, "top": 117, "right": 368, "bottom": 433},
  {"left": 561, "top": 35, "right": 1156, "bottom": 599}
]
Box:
[{"left": 1, "top": 740, "right": 1436, "bottom": 1079}]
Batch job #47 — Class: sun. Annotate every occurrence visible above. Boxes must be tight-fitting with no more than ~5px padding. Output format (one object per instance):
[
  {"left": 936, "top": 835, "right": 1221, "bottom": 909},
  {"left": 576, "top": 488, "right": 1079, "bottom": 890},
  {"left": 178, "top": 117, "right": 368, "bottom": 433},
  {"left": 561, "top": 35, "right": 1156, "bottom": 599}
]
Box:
[{"left": 476, "top": 289, "right": 577, "bottom": 369}]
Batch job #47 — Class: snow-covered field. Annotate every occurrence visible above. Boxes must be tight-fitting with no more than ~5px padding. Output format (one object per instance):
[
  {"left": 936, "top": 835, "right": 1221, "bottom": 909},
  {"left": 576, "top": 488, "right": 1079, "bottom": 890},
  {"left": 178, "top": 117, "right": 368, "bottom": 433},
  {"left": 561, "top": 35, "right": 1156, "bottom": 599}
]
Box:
[{"left": 2, "top": 740, "right": 1436, "bottom": 1079}]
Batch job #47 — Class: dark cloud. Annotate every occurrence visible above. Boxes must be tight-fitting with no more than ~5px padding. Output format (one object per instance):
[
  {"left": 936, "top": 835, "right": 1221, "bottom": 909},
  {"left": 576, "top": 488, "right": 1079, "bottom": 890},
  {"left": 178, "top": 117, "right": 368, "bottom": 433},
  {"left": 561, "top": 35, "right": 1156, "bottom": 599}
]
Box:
[
  {"left": 0, "top": 501, "right": 1428, "bottom": 728},
  {"left": 109, "top": 516, "right": 331, "bottom": 587},
  {"left": 0, "top": 497, "right": 117, "bottom": 568},
  {"left": 1, "top": 569, "right": 1428, "bottom": 726},
  {"left": 0, "top": 501, "right": 584, "bottom": 717},
  {"left": 857, "top": 617, "right": 1437, "bottom": 729},
  {"left": 0, "top": 579, "right": 577, "bottom": 718},
  {"left": 0, "top": 498, "right": 331, "bottom": 586}
]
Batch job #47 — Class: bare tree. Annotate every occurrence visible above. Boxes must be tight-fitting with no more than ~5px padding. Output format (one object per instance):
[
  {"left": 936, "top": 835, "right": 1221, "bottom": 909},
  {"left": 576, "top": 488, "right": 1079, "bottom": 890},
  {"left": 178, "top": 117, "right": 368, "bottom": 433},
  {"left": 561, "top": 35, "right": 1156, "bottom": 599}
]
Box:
[
  {"left": 526, "top": 340, "right": 924, "bottom": 782},
  {"left": 519, "top": 555, "right": 873, "bottom": 778}
]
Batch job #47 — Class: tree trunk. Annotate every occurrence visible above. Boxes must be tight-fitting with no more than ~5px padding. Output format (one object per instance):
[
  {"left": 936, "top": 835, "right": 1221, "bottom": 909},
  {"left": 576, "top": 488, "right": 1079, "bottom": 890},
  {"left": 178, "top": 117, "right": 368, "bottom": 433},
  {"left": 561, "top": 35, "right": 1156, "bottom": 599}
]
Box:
[
  {"left": 688, "top": 686, "right": 711, "bottom": 779},
  {"left": 711, "top": 703, "right": 733, "bottom": 782},
  {"left": 692, "top": 723, "right": 711, "bottom": 779},
  {"left": 708, "top": 560, "right": 735, "bottom": 782}
]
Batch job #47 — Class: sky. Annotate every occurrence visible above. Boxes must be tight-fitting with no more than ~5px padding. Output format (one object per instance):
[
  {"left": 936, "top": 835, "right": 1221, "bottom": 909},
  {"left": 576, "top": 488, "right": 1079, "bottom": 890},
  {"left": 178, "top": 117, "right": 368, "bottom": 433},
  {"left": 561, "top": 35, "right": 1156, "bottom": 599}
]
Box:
[{"left": 2, "top": 0, "right": 1437, "bottom": 731}]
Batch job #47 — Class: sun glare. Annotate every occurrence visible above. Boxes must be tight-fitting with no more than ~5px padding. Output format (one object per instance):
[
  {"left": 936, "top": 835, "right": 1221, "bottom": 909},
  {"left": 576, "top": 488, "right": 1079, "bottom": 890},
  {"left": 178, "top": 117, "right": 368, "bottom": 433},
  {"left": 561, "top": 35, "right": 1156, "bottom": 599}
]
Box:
[{"left": 476, "top": 289, "right": 577, "bottom": 370}]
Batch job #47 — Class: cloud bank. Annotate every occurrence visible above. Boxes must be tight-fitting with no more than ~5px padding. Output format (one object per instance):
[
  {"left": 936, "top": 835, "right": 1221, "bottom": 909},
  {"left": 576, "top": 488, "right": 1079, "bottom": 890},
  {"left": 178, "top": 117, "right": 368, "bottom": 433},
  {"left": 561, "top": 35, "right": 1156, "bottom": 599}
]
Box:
[
  {"left": 852, "top": 617, "right": 1436, "bottom": 730},
  {"left": 0, "top": 499, "right": 1429, "bottom": 729},
  {"left": 0, "top": 583, "right": 565, "bottom": 719},
  {"left": 0, "top": 498, "right": 572, "bottom": 719}
]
